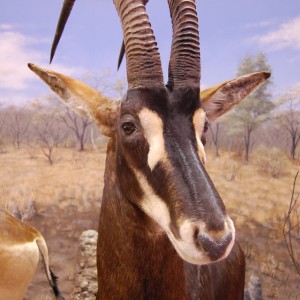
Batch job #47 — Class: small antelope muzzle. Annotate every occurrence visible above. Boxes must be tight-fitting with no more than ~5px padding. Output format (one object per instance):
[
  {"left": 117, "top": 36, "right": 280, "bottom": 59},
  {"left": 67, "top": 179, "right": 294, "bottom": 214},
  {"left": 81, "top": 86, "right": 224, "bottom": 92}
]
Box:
[
  {"left": 196, "top": 232, "right": 233, "bottom": 261},
  {"left": 194, "top": 217, "right": 235, "bottom": 262}
]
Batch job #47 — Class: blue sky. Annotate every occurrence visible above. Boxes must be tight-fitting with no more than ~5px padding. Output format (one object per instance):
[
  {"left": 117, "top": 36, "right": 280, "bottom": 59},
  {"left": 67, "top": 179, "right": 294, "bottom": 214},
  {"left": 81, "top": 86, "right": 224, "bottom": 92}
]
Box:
[{"left": 1, "top": 0, "right": 300, "bottom": 105}]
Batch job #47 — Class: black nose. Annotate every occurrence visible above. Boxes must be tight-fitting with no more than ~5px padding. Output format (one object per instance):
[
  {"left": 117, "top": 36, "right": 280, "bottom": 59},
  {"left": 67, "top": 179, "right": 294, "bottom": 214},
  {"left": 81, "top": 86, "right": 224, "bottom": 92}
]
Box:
[{"left": 196, "top": 232, "right": 232, "bottom": 261}]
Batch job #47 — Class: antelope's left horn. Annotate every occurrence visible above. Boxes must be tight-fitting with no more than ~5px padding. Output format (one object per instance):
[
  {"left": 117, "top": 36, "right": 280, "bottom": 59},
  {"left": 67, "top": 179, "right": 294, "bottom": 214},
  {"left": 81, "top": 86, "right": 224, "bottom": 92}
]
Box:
[
  {"left": 113, "top": 0, "right": 164, "bottom": 89},
  {"left": 167, "top": 0, "right": 200, "bottom": 89}
]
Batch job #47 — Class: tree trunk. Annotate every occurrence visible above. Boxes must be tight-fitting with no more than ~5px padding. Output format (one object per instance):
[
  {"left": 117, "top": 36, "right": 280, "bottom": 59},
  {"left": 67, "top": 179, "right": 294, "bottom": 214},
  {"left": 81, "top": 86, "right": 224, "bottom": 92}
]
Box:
[
  {"left": 209, "top": 123, "right": 220, "bottom": 157},
  {"left": 290, "top": 131, "right": 300, "bottom": 161},
  {"left": 244, "top": 126, "right": 252, "bottom": 162}
]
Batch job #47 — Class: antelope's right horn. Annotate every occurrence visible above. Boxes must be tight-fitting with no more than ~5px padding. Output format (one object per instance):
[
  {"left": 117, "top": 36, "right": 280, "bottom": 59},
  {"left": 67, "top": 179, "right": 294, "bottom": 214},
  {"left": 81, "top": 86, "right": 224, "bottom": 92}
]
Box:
[
  {"left": 50, "top": 0, "right": 76, "bottom": 63},
  {"left": 167, "top": 0, "right": 200, "bottom": 89}
]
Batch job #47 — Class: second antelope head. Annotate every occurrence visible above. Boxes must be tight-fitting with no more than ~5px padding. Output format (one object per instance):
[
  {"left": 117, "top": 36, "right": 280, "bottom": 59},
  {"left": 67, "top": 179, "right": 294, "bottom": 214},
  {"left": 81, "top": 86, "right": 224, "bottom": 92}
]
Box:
[{"left": 29, "top": 0, "right": 270, "bottom": 265}]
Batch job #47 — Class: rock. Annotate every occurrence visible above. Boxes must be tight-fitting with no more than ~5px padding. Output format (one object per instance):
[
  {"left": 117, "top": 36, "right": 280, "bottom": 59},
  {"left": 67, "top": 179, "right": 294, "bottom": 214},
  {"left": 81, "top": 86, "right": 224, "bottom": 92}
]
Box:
[
  {"left": 245, "top": 275, "right": 263, "bottom": 300},
  {"left": 72, "top": 230, "right": 98, "bottom": 299}
]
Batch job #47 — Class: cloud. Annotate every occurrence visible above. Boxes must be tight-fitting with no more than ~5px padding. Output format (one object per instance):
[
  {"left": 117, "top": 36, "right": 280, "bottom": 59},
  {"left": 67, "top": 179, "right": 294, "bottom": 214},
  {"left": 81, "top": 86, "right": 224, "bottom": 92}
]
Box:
[
  {"left": 244, "top": 20, "right": 275, "bottom": 30},
  {"left": 0, "top": 30, "right": 45, "bottom": 90},
  {"left": 0, "top": 25, "right": 80, "bottom": 93},
  {"left": 251, "top": 17, "right": 300, "bottom": 51},
  {"left": 0, "top": 23, "right": 14, "bottom": 31}
]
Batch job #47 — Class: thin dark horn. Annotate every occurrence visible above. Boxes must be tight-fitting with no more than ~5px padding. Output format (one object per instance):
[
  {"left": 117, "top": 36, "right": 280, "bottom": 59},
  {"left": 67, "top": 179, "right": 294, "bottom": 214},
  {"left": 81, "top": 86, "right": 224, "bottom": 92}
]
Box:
[
  {"left": 167, "top": 0, "right": 200, "bottom": 89},
  {"left": 113, "top": 0, "right": 163, "bottom": 89},
  {"left": 50, "top": 0, "right": 76, "bottom": 64},
  {"left": 117, "top": 40, "right": 125, "bottom": 70}
]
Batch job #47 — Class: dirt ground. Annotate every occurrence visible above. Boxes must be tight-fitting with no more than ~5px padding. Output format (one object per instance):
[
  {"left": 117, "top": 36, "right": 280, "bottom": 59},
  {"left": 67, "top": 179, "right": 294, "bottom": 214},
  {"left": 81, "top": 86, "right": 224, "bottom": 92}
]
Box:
[
  {"left": 0, "top": 146, "right": 299, "bottom": 299},
  {"left": 24, "top": 204, "right": 99, "bottom": 300},
  {"left": 23, "top": 206, "right": 300, "bottom": 300}
]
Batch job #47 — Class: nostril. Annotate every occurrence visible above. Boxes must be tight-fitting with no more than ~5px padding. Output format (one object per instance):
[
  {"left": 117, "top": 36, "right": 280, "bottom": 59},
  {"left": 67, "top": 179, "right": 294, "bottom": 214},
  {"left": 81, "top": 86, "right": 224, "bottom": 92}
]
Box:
[{"left": 196, "top": 232, "right": 232, "bottom": 261}]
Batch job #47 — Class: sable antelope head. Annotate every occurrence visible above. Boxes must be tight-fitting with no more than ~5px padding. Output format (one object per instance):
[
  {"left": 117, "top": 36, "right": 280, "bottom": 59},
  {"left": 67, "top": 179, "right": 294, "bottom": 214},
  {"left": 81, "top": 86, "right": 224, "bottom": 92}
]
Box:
[{"left": 29, "top": 0, "right": 270, "bottom": 265}]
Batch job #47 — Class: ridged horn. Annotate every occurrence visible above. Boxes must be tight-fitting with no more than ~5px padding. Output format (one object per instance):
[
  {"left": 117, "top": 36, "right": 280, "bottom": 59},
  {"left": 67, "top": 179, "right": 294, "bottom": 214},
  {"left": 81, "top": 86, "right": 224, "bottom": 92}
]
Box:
[
  {"left": 113, "top": 0, "right": 163, "bottom": 89},
  {"left": 50, "top": 0, "right": 76, "bottom": 63},
  {"left": 117, "top": 0, "right": 149, "bottom": 70},
  {"left": 167, "top": 0, "right": 200, "bottom": 89}
]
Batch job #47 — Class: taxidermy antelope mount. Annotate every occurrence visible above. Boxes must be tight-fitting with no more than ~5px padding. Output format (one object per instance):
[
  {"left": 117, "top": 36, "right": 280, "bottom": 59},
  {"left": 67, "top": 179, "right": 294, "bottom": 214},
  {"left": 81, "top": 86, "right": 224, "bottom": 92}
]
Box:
[
  {"left": 0, "top": 210, "right": 64, "bottom": 300},
  {"left": 28, "top": 0, "right": 270, "bottom": 298}
]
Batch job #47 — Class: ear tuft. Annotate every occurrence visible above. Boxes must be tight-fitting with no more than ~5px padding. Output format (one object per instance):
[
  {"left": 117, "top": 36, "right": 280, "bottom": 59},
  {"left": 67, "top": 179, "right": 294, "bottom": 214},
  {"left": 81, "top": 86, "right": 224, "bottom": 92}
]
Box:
[
  {"left": 201, "top": 72, "right": 271, "bottom": 121},
  {"left": 28, "top": 63, "right": 72, "bottom": 101},
  {"left": 28, "top": 63, "right": 119, "bottom": 137}
]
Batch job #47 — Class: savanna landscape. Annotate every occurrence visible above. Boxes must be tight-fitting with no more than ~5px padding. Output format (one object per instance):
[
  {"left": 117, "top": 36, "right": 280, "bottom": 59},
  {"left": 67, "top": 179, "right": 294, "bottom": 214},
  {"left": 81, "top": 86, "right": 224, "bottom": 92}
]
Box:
[
  {"left": 1, "top": 1, "right": 300, "bottom": 298},
  {"left": 0, "top": 137, "right": 299, "bottom": 299},
  {"left": 0, "top": 52, "right": 300, "bottom": 300}
]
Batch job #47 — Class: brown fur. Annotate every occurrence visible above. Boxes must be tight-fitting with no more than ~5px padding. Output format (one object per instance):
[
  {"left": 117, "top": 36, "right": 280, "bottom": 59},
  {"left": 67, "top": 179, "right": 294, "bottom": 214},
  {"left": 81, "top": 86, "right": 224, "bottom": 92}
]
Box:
[
  {"left": 28, "top": 63, "right": 270, "bottom": 300},
  {"left": 97, "top": 138, "right": 245, "bottom": 300},
  {"left": 0, "top": 211, "right": 64, "bottom": 300},
  {"left": 96, "top": 88, "right": 245, "bottom": 299}
]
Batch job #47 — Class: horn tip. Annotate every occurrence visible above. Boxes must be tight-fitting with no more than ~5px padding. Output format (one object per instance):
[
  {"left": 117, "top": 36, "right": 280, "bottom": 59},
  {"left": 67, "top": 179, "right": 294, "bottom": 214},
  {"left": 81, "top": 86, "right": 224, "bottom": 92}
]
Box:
[
  {"left": 49, "top": 48, "right": 55, "bottom": 64},
  {"left": 263, "top": 72, "right": 271, "bottom": 79},
  {"left": 27, "top": 63, "right": 34, "bottom": 70}
]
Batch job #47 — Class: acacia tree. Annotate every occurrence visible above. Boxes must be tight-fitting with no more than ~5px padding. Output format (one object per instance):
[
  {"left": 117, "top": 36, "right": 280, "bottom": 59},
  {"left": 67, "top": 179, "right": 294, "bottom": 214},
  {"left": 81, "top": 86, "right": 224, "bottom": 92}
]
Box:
[
  {"left": 8, "top": 107, "right": 31, "bottom": 149},
  {"left": 81, "top": 70, "right": 127, "bottom": 99},
  {"left": 223, "top": 53, "right": 274, "bottom": 161},
  {"left": 34, "top": 110, "right": 68, "bottom": 164},
  {"left": 43, "top": 94, "right": 93, "bottom": 151},
  {"left": 209, "top": 122, "right": 221, "bottom": 156},
  {"left": 59, "top": 108, "right": 93, "bottom": 151},
  {"left": 276, "top": 85, "right": 300, "bottom": 160},
  {"left": 46, "top": 71, "right": 126, "bottom": 151},
  {"left": 0, "top": 107, "right": 6, "bottom": 153},
  {"left": 283, "top": 171, "right": 300, "bottom": 277}
]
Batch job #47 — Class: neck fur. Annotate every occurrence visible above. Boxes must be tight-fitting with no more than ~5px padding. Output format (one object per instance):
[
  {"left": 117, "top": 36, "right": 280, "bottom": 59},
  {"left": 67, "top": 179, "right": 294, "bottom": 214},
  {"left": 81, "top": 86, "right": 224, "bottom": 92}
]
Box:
[{"left": 96, "top": 139, "right": 189, "bottom": 299}]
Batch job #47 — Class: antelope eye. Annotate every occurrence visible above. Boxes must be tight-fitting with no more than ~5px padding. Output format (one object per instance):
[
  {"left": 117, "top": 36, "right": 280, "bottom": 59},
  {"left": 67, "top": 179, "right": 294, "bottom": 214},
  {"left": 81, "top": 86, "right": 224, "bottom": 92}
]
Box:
[{"left": 122, "top": 122, "right": 136, "bottom": 135}]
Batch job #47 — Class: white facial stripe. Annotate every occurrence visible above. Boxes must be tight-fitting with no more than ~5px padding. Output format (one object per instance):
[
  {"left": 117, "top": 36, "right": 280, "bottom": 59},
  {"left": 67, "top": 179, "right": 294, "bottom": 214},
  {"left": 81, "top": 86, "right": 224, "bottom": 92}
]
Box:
[
  {"left": 135, "top": 167, "right": 235, "bottom": 265},
  {"left": 165, "top": 219, "right": 212, "bottom": 264},
  {"left": 193, "top": 108, "right": 206, "bottom": 164},
  {"left": 135, "top": 169, "right": 171, "bottom": 230},
  {"left": 138, "top": 108, "right": 166, "bottom": 171},
  {"left": 221, "top": 217, "right": 236, "bottom": 260}
]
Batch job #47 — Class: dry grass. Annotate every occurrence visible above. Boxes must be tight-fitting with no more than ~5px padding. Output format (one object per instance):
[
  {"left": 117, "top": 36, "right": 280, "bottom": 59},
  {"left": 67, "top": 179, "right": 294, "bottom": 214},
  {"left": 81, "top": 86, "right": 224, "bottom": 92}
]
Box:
[
  {"left": 254, "top": 146, "right": 289, "bottom": 178},
  {"left": 0, "top": 146, "right": 106, "bottom": 212},
  {"left": 206, "top": 149, "right": 299, "bottom": 225},
  {"left": 206, "top": 148, "right": 300, "bottom": 299},
  {"left": 1, "top": 145, "right": 300, "bottom": 299}
]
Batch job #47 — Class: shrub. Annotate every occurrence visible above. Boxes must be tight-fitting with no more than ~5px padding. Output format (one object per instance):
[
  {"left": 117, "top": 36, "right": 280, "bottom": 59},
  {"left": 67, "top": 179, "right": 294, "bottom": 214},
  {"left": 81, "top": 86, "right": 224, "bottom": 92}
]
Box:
[{"left": 254, "top": 146, "right": 287, "bottom": 178}]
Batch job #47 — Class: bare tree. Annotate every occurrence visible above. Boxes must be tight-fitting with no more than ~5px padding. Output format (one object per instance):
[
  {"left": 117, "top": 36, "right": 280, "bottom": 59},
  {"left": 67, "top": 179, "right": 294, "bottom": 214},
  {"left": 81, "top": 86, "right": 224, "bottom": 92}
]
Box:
[
  {"left": 81, "top": 70, "right": 127, "bottom": 99},
  {"left": 59, "top": 108, "right": 93, "bottom": 151},
  {"left": 34, "top": 111, "right": 68, "bottom": 164},
  {"left": 0, "top": 109, "right": 7, "bottom": 152},
  {"left": 276, "top": 86, "right": 300, "bottom": 160},
  {"left": 283, "top": 171, "right": 300, "bottom": 277},
  {"left": 209, "top": 122, "right": 220, "bottom": 157},
  {"left": 8, "top": 107, "right": 31, "bottom": 149}
]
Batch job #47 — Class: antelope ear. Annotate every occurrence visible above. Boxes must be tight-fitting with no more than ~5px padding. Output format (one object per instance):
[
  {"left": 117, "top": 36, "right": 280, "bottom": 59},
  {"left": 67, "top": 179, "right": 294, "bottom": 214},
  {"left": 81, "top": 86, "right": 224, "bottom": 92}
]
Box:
[
  {"left": 200, "top": 72, "right": 271, "bottom": 121},
  {"left": 28, "top": 63, "right": 119, "bottom": 137}
]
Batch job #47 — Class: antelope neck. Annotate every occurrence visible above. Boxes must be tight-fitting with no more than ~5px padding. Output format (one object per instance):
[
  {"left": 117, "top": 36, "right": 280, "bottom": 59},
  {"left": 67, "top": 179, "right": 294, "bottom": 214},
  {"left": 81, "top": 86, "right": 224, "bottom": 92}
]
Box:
[
  {"left": 97, "top": 138, "right": 221, "bottom": 300},
  {"left": 97, "top": 140, "right": 187, "bottom": 299}
]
